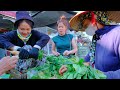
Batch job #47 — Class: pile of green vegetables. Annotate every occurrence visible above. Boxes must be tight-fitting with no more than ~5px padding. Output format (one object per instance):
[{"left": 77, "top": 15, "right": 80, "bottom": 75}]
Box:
[{"left": 27, "top": 54, "right": 107, "bottom": 79}]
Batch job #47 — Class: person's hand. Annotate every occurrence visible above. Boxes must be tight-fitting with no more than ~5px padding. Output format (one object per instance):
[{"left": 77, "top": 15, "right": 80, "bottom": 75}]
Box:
[
  {"left": 29, "top": 47, "right": 39, "bottom": 60},
  {"left": 83, "top": 62, "right": 90, "bottom": 66},
  {"left": 63, "top": 50, "right": 71, "bottom": 56},
  {"left": 17, "top": 48, "right": 29, "bottom": 59},
  {"left": 59, "top": 65, "right": 67, "bottom": 75},
  {"left": 0, "top": 56, "right": 18, "bottom": 75},
  {"left": 54, "top": 52, "right": 60, "bottom": 56}
]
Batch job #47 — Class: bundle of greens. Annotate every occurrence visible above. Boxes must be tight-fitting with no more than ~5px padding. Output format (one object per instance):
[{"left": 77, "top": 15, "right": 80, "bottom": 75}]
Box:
[
  {"left": 27, "top": 55, "right": 107, "bottom": 79},
  {"left": 61, "top": 59, "right": 106, "bottom": 79},
  {"left": 27, "top": 55, "right": 75, "bottom": 79}
]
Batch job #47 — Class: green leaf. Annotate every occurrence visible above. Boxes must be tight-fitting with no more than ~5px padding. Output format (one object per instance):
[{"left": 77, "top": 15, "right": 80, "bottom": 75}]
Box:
[
  {"left": 92, "top": 69, "right": 100, "bottom": 79},
  {"left": 82, "top": 73, "right": 88, "bottom": 79},
  {"left": 67, "top": 65, "right": 74, "bottom": 72},
  {"left": 70, "top": 56, "right": 79, "bottom": 63},
  {"left": 88, "top": 73, "right": 94, "bottom": 79},
  {"left": 73, "top": 64, "right": 80, "bottom": 71},
  {"left": 38, "top": 50, "right": 44, "bottom": 60},
  {"left": 95, "top": 69, "right": 107, "bottom": 79},
  {"left": 0, "top": 73, "right": 10, "bottom": 79},
  {"left": 62, "top": 72, "right": 70, "bottom": 79},
  {"left": 52, "top": 65, "right": 56, "bottom": 71},
  {"left": 64, "top": 61, "right": 73, "bottom": 65},
  {"left": 88, "top": 66, "right": 95, "bottom": 78},
  {"left": 76, "top": 74, "right": 82, "bottom": 79},
  {"left": 31, "top": 75, "right": 40, "bottom": 79},
  {"left": 73, "top": 64, "right": 88, "bottom": 76},
  {"left": 74, "top": 72, "right": 78, "bottom": 78},
  {"left": 67, "top": 72, "right": 74, "bottom": 79},
  {"left": 79, "top": 58, "right": 85, "bottom": 65}
]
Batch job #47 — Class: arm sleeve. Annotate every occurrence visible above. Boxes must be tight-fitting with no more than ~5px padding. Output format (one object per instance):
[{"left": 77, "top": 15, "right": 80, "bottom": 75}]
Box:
[
  {"left": 104, "top": 70, "right": 120, "bottom": 79},
  {"left": 0, "top": 31, "right": 16, "bottom": 49},
  {"left": 33, "top": 30, "right": 50, "bottom": 49},
  {"left": 104, "top": 28, "right": 120, "bottom": 79},
  {"left": 84, "top": 53, "right": 90, "bottom": 62}
]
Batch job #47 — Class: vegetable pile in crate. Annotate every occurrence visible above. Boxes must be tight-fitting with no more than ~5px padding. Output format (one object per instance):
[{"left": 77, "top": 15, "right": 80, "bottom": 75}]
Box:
[{"left": 27, "top": 55, "right": 107, "bottom": 79}]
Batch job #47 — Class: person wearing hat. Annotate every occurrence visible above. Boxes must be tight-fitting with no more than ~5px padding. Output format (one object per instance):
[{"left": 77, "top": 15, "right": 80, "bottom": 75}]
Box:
[
  {"left": 0, "top": 11, "right": 50, "bottom": 60},
  {"left": 51, "top": 15, "right": 78, "bottom": 56},
  {"left": 66, "top": 11, "right": 120, "bottom": 79}
]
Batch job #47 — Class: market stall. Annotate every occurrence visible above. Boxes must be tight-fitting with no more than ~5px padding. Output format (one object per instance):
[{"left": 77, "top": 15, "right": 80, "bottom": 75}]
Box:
[{"left": 1, "top": 11, "right": 120, "bottom": 79}]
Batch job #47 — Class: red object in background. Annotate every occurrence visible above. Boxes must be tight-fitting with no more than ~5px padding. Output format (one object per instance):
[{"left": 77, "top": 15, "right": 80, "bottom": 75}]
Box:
[{"left": 0, "top": 11, "right": 16, "bottom": 18}]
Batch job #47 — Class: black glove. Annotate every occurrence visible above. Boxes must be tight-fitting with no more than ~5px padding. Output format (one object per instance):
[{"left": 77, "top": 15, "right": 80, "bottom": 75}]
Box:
[
  {"left": 29, "top": 47, "right": 39, "bottom": 60},
  {"left": 17, "top": 48, "right": 29, "bottom": 59}
]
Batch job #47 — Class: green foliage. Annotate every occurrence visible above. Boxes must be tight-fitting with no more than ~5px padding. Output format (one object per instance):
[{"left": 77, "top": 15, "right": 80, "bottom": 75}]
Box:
[
  {"left": 0, "top": 73, "right": 10, "bottom": 79},
  {"left": 38, "top": 50, "right": 44, "bottom": 60},
  {"left": 27, "top": 55, "right": 107, "bottom": 79}
]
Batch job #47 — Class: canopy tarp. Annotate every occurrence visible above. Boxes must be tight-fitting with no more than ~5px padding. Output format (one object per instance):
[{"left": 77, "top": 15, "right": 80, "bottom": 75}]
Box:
[
  {"left": 32, "top": 11, "right": 75, "bottom": 28},
  {"left": 0, "top": 16, "right": 14, "bottom": 30}
]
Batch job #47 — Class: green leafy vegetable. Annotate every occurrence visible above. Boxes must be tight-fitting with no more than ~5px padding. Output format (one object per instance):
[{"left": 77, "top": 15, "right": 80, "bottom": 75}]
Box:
[{"left": 27, "top": 55, "right": 107, "bottom": 79}]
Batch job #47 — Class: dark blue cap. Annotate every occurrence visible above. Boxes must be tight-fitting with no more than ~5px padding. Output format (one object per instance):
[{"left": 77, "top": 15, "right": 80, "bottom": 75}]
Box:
[{"left": 14, "top": 11, "right": 34, "bottom": 27}]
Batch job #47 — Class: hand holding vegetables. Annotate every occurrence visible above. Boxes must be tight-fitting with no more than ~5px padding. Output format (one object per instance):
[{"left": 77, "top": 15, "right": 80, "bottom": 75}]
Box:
[
  {"left": 59, "top": 62, "right": 89, "bottom": 75},
  {"left": 11, "top": 47, "right": 39, "bottom": 60},
  {"left": 0, "top": 56, "right": 18, "bottom": 75},
  {"left": 53, "top": 52, "right": 60, "bottom": 56},
  {"left": 17, "top": 48, "right": 29, "bottom": 59},
  {"left": 27, "top": 55, "right": 107, "bottom": 79},
  {"left": 59, "top": 65, "right": 67, "bottom": 75},
  {"left": 63, "top": 50, "right": 71, "bottom": 56},
  {"left": 29, "top": 47, "right": 39, "bottom": 60},
  {"left": 83, "top": 62, "right": 90, "bottom": 66}
]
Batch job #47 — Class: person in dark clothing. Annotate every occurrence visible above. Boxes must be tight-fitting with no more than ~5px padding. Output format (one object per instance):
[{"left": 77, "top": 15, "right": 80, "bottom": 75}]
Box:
[
  {"left": 0, "top": 11, "right": 50, "bottom": 60},
  {"left": 0, "top": 11, "right": 50, "bottom": 78}
]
